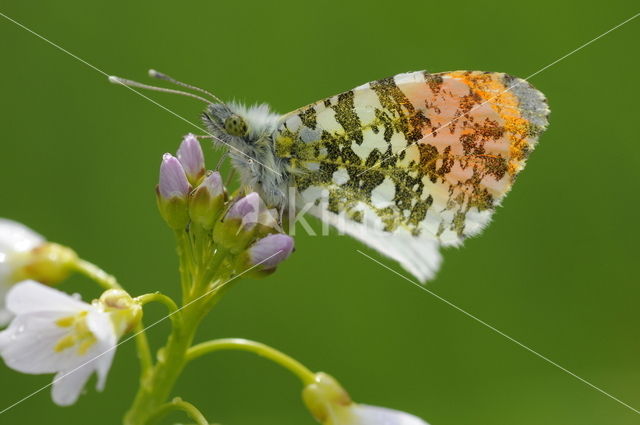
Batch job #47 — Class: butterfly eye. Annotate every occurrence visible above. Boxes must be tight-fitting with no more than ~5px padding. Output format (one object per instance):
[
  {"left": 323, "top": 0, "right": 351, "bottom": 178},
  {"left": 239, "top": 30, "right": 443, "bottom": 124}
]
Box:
[{"left": 224, "top": 115, "right": 248, "bottom": 137}]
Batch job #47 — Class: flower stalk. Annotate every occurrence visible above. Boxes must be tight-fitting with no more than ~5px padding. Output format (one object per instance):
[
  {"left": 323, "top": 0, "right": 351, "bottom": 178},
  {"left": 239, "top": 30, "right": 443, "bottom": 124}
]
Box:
[
  {"left": 185, "top": 338, "right": 316, "bottom": 385},
  {"left": 72, "top": 258, "right": 122, "bottom": 290},
  {"left": 146, "top": 397, "right": 209, "bottom": 425},
  {"left": 135, "top": 292, "right": 179, "bottom": 315}
]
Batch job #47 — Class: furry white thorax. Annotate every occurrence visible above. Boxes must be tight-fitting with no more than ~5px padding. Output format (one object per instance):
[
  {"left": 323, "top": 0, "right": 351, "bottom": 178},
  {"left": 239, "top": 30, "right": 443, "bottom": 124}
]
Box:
[{"left": 202, "top": 102, "right": 292, "bottom": 208}]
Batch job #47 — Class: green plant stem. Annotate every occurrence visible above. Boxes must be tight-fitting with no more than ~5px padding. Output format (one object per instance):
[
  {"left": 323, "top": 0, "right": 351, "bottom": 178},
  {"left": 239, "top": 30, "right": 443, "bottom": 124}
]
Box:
[
  {"left": 136, "top": 292, "right": 179, "bottom": 315},
  {"left": 133, "top": 321, "right": 153, "bottom": 376},
  {"left": 197, "top": 248, "right": 228, "bottom": 295},
  {"left": 175, "top": 230, "right": 194, "bottom": 302},
  {"left": 123, "top": 302, "right": 207, "bottom": 425},
  {"left": 146, "top": 398, "right": 209, "bottom": 425},
  {"left": 186, "top": 338, "right": 316, "bottom": 385},
  {"left": 133, "top": 292, "right": 182, "bottom": 378},
  {"left": 73, "top": 258, "right": 122, "bottom": 290}
]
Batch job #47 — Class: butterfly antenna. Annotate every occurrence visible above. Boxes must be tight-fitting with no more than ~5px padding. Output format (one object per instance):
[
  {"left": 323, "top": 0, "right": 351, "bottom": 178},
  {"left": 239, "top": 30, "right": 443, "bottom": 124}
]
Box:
[
  {"left": 108, "top": 76, "right": 212, "bottom": 104},
  {"left": 148, "top": 69, "right": 226, "bottom": 105},
  {"left": 215, "top": 152, "right": 228, "bottom": 170}
]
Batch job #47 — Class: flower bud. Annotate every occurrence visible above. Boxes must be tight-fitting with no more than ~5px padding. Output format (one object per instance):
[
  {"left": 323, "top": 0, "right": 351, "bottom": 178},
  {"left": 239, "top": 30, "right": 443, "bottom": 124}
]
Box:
[
  {"left": 188, "top": 171, "right": 225, "bottom": 229},
  {"left": 229, "top": 194, "right": 281, "bottom": 235},
  {"left": 303, "top": 373, "right": 352, "bottom": 424},
  {"left": 157, "top": 153, "right": 191, "bottom": 229},
  {"left": 97, "top": 289, "right": 142, "bottom": 337},
  {"left": 212, "top": 193, "right": 280, "bottom": 253},
  {"left": 302, "top": 372, "right": 431, "bottom": 425},
  {"left": 158, "top": 153, "right": 191, "bottom": 199},
  {"left": 176, "top": 134, "right": 205, "bottom": 185},
  {"left": 15, "top": 242, "right": 78, "bottom": 285},
  {"left": 240, "top": 234, "right": 294, "bottom": 276},
  {"left": 226, "top": 192, "right": 262, "bottom": 222}
]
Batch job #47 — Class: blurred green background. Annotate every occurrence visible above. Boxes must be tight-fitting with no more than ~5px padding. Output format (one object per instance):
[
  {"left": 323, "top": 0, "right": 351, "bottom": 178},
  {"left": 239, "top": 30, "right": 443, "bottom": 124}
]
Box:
[{"left": 1, "top": 1, "right": 639, "bottom": 424}]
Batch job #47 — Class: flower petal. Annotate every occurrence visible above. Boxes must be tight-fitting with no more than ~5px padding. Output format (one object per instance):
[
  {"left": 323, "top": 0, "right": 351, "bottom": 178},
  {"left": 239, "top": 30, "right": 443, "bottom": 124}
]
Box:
[
  {"left": 248, "top": 234, "right": 294, "bottom": 269},
  {"left": 0, "top": 220, "right": 45, "bottom": 287},
  {"left": 349, "top": 405, "right": 429, "bottom": 425},
  {"left": 0, "top": 219, "right": 45, "bottom": 254},
  {"left": 176, "top": 134, "right": 205, "bottom": 184},
  {"left": 5, "top": 280, "right": 88, "bottom": 315},
  {"left": 226, "top": 192, "right": 261, "bottom": 220},
  {"left": 0, "top": 311, "right": 78, "bottom": 373},
  {"left": 86, "top": 310, "right": 117, "bottom": 391},
  {"left": 199, "top": 171, "right": 224, "bottom": 198},
  {"left": 158, "top": 153, "right": 190, "bottom": 200},
  {"left": 0, "top": 262, "right": 11, "bottom": 286},
  {"left": 50, "top": 311, "right": 118, "bottom": 404},
  {"left": 0, "top": 283, "right": 12, "bottom": 326},
  {"left": 51, "top": 363, "right": 95, "bottom": 406}
]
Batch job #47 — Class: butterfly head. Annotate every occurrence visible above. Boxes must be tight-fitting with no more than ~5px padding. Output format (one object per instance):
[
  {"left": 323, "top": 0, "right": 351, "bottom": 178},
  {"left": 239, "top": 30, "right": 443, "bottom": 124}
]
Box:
[
  {"left": 202, "top": 102, "right": 289, "bottom": 208},
  {"left": 202, "top": 103, "right": 247, "bottom": 141},
  {"left": 202, "top": 102, "right": 280, "bottom": 149}
]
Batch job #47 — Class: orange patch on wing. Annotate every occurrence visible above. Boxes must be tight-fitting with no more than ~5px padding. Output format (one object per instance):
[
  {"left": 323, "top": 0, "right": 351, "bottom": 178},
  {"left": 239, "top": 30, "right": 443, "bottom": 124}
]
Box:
[{"left": 445, "top": 71, "right": 531, "bottom": 176}]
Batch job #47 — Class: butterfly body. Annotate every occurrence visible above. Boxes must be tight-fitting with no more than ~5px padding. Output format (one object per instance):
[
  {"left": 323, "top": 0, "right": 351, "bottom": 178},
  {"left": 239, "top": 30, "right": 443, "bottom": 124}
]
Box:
[{"left": 201, "top": 70, "right": 549, "bottom": 282}]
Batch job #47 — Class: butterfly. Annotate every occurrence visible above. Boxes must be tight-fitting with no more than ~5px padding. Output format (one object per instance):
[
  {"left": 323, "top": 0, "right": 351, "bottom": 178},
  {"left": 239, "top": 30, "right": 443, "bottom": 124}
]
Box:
[{"left": 111, "top": 70, "right": 549, "bottom": 282}]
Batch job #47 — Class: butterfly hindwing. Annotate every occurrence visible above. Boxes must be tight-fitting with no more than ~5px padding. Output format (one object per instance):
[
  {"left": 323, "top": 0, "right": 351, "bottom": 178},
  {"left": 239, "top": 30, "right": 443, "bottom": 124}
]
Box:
[{"left": 274, "top": 70, "right": 549, "bottom": 281}]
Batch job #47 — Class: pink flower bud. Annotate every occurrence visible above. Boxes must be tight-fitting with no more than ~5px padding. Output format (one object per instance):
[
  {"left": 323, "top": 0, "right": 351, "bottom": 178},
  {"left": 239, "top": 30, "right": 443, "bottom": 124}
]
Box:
[
  {"left": 199, "top": 171, "right": 224, "bottom": 199},
  {"left": 157, "top": 154, "right": 191, "bottom": 229},
  {"left": 189, "top": 171, "right": 225, "bottom": 229},
  {"left": 226, "top": 192, "right": 261, "bottom": 221},
  {"left": 213, "top": 192, "right": 282, "bottom": 253},
  {"left": 158, "top": 153, "right": 190, "bottom": 200},
  {"left": 176, "top": 134, "right": 205, "bottom": 185},
  {"left": 226, "top": 193, "right": 279, "bottom": 229},
  {"left": 248, "top": 234, "right": 294, "bottom": 270}
]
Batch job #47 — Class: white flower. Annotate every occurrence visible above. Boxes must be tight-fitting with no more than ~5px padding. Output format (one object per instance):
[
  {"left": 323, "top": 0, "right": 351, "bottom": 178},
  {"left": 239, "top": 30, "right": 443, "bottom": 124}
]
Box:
[
  {"left": 303, "top": 373, "right": 429, "bottom": 425},
  {"left": 0, "top": 281, "right": 140, "bottom": 406},
  {"left": 341, "top": 405, "right": 429, "bottom": 425},
  {"left": 0, "top": 219, "right": 45, "bottom": 326}
]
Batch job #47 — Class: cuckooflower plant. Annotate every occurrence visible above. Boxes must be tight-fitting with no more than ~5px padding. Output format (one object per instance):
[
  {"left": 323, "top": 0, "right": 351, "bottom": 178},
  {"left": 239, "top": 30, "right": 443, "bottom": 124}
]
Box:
[{"left": 0, "top": 135, "right": 429, "bottom": 425}]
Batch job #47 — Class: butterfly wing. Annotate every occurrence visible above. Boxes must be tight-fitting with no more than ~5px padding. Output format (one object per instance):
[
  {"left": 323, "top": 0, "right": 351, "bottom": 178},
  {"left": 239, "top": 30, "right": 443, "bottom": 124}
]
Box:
[{"left": 275, "top": 71, "right": 549, "bottom": 281}]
